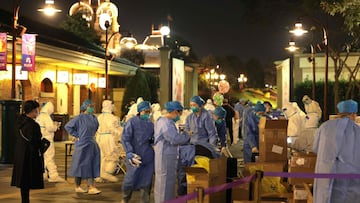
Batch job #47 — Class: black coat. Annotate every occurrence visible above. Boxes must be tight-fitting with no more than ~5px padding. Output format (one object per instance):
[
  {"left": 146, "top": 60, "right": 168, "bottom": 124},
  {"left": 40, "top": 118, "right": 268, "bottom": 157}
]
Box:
[{"left": 11, "top": 114, "right": 44, "bottom": 189}]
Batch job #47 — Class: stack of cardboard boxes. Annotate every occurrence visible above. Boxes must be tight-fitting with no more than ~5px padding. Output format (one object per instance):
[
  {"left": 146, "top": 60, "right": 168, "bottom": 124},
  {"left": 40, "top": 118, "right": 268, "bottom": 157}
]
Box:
[
  {"left": 232, "top": 117, "right": 290, "bottom": 203},
  {"left": 185, "top": 157, "right": 227, "bottom": 203}
]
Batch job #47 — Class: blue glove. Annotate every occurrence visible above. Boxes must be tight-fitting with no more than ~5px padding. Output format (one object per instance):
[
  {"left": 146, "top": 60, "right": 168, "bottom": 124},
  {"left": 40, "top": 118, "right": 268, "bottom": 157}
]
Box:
[{"left": 126, "top": 152, "right": 133, "bottom": 160}]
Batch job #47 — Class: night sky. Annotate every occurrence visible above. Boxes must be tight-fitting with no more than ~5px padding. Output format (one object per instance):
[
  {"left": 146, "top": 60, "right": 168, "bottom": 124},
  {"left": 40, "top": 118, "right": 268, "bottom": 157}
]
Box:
[{"left": 1, "top": 0, "right": 319, "bottom": 64}]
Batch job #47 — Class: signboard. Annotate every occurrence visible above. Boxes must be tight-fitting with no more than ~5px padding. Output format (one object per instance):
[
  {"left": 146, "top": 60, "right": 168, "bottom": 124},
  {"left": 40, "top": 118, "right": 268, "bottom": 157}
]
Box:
[
  {"left": 57, "top": 71, "right": 69, "bottom": 83},
  {"left": 73, "top": 73, "right": 88, "bottom": 85}
]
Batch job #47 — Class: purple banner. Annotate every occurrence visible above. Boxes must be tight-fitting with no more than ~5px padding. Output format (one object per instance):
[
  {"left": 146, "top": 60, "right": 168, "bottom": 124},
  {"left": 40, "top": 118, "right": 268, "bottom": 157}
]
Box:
[
  {"left": 21, "top": 34, "right": 36, "bottom": 71},
  {"left": 0, "top": 33, "right": 7, "bottom": 71}
]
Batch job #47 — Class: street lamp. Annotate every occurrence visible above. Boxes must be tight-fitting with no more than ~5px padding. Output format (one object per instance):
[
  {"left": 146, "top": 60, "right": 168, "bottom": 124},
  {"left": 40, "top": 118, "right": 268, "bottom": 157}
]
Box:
[
  {"left": 11, "top": 0, "right": 60, "bottom": 98},
  {"left": 237, "top": 73, "right": 248, "bottom": 90},
  {"left": 99, "top": 13, "right": 120, "bottom": 100},
  {"left": 160, "top": 25, "right": 170, "bottom": 47},
  {"left": 290, "top": 20, "right": 328, "bottom": 120},
  {"left": 205, "top": 67, "right": 226, "bottom": 88},
  {"left": 285, "top": 41, "right": 299, "bottom": 52}
]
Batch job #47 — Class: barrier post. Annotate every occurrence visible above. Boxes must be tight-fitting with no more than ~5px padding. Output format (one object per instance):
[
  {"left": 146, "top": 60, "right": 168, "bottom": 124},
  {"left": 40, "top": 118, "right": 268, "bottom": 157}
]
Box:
[
  {"left": 254, "top": 170, "right": 264, "bottom": 203},
  {"left": 195, "top": 187, "right": 204, "bottom": 203}
]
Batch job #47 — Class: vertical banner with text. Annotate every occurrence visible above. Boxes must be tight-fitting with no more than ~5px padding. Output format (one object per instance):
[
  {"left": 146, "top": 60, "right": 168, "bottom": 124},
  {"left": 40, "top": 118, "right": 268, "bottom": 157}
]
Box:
[
  {"left": 22, "top": 34, "right": 36, "bottom": 71},
  {"left": 0, "top": 33, "right": 7, "bottom": 71}
]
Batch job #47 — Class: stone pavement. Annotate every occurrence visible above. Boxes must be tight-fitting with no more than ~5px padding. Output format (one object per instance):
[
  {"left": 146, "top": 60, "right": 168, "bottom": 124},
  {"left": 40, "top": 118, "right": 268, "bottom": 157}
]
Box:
[{"left": 0, "top": 139, "right": 244, "bottom": 203}]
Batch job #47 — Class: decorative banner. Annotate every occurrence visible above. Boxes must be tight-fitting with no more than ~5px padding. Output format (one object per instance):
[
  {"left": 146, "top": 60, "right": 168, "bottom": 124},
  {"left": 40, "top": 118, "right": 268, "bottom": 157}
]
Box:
[
  {"left": 21, "top": 34, "right": 36, "bottom": 71},
  {"left": 0, "top": 33, "right": 7, "bottom": 71},
  {"left": 172, "top": 58, "right": 185, "bottom": 104}
]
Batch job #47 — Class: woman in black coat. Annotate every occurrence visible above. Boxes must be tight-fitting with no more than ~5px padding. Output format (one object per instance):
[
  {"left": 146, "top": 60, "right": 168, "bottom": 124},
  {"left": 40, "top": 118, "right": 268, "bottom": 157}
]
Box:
[{"left": 11, "top": 100, "right": 44, "bottom": 203}]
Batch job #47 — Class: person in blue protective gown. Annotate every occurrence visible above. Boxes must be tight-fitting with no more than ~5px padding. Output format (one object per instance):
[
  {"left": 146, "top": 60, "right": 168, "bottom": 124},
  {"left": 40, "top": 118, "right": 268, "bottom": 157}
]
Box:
[
  {"left": 154, "top": 101, "right": 190, "bottom": 203},
  {"left": 213, "top": 106, "right": 227, "bottom": 148},
  {"left": 64, "top": 99, "right": 101, "bottom": 195},
  {"left": 313, "top": 99, "right": 360, "bottom": 203},
  {"left": 176, "top": 96, "right": 220, "bottom": 196},
  {"left": 243, "top": 101, "right": 265, "bottom": 163},
  {"left": 120, "top": 101, "right": 154, "bottom": 203},
  {"left": 185, "top": 95, "right": 218, "bottom": 145}
]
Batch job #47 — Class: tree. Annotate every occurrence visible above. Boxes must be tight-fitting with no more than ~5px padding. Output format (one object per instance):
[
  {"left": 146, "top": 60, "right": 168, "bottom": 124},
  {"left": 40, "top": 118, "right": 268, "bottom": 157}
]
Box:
[
  {"left": 321, "top": 0, "right": 360, "bottom": 49},
  {"left": 60, "top": 13, "right": 101, "bottom": 45},
  {"left": 320, "top": 0, "right": 360, "bottom": 110},
  {"left": 121, "top": 49, "right": 145, "bottom": 65},
  {"left": 121, "top": 69, "right": 159, "bottom": 116}
]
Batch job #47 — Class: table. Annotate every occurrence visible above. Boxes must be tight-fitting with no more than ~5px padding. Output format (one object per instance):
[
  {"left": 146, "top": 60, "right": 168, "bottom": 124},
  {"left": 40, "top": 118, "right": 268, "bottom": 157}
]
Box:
[{"left": 63, "top": 141, "right": 74, "bottom": 180}]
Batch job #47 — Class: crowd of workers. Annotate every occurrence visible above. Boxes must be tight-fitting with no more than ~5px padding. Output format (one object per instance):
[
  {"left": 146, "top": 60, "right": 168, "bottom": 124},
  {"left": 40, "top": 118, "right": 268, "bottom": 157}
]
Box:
[{"left": 9, "top": 94, "right": 360, "bottom": 203}]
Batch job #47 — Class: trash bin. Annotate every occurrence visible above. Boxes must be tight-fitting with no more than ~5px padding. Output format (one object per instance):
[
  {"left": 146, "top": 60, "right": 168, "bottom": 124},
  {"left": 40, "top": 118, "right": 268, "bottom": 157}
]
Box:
[
  {"left": 52, "top": 113, "right": 69, "bottom": 141},
  {"left": 0, "top": 100, "right": 22, "bottom": 164}
]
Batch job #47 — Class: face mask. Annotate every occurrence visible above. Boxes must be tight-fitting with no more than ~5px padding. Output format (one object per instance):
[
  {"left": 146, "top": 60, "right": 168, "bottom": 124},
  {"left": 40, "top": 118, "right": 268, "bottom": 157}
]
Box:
[
  {"left": 141, "top": 114, "right": 150, "bottom": 121},
  {"left": 173, "top": 115, "right": 180, "bottom": 122},
  {"left": 215, "top": 119, "right": 223, "bottom": 124},
  {"left": 87, "top": 107, "right": 95, "bottom": 114},
  {"left": 191, "top": 107, "right": 199, "bottom": 113}
]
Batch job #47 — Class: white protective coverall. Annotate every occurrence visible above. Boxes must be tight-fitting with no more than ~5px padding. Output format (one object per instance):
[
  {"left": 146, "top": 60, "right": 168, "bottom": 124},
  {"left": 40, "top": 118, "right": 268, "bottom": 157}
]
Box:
[
  {"left": 302, "top": 95, "right": 322, "bottom": 119},
  {"left": 151, "top": 103, "right": 162, "bottom": 122},
  {"left": 313, "top": 116, "right": 360, "bottom": 203},
  {"left": 204, "top": 99, "right": 216, "bottom": 112},
  {"left": 96, "top": 100, "right": 122, "bottom": 182},
  {"left": 292, "top": 113, "right": 318, "bottom": 152},
  {"left": 282, "top": 102, "right": 306, "bottom": 144},
  {"left": 125, "top": 97, "right": 143, "bottom": 122},
  {"left": 36, "top": 102, "right": 64, "bottom": 182}
]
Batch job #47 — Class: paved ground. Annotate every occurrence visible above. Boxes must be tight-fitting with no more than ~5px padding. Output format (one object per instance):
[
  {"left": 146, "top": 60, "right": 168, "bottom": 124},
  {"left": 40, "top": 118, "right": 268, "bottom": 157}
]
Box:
[{"left": 0, "top": 139, "right": 244, "bottom": 203}]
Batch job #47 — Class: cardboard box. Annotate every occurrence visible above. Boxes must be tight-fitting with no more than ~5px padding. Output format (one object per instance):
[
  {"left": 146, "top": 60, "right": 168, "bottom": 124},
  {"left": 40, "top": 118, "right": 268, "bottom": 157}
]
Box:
[
  {"left": 288, "top": 153, "right": 317, "bottom": 185},
  {"left": 186, "top": 157, "right": 227, "bottom": 203},
  {"left": 259, "top": 117, "right": 288, "bottom": 162},
  {"left": 231, "top": 179, "right": 250, "bottom": 201}
]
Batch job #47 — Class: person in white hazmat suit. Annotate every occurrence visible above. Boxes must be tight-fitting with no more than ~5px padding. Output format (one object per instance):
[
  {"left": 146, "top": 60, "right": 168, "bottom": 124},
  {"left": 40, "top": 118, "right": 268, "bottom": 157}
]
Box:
[
  {"left": 291, "top": 113, "right": 319, "bottom": 152},
  {"left": 302, "top": 95, "right": 322, "bottom": 119},
  {"left": 96, "top": 100, "right": 122, "bottom": 182},
  {"left": 36, "top": 102, "right": 65, "bottom": 182},
  {"left": 282, "top": 102, "right": 306, "bottom": 144},
  {"left": 151, "top": 103, "right": 162, "bottom": 122},
  {"left": 125, "top": 97, "right": 144, "bottom": 122},
  {"left": 313, "top": 99, "right": 360, "bottom": 203},
  {"left": 204, "top": 99, "right": 216, "bottom": 112}
]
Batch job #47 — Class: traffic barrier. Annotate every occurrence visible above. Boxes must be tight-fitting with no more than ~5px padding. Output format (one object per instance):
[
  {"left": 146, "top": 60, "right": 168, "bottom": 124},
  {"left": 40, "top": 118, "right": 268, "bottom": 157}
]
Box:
[{"left": 164, "top": 171, "right": 360, "bottom": 203}]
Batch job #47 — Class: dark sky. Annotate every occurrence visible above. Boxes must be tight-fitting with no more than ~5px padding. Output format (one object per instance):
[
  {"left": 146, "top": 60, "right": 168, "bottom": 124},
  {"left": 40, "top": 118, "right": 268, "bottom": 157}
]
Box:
[{"left": 1, "top": 0, "right": 311, "bottom": 63}]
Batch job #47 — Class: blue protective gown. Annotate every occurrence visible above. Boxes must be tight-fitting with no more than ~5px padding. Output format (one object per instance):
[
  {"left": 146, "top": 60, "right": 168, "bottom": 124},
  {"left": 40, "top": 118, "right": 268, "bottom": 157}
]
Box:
[
  {"left": 313, "top": 117, "right": 360, "bottom": 203},
  {"left": 185, "top": 109, "right": 218, "bottom": 146},
  {"left": 215, "top": 120, "right": 227, "bottom": 147},
  {"left": 64, "top": 113, "right": 100, "bottom": 178},
  {"left": 243, "top": 111, "right": 260, "bottom": 163},
  {"left": 121, "top": 115, "right": 154, "bottom": 191},
  {"left": 154, "top": 117, "right": 190, "bottom": 203}
]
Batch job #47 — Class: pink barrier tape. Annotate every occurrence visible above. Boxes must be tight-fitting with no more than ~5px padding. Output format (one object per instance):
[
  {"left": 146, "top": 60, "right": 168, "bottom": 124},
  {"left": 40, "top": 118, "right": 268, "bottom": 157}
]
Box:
[
  {"left": 163, "top": 174, "right": 256, "bottom": 203},
  {"left": 264, "top": 171, "right": 360, "bottom": 179}
]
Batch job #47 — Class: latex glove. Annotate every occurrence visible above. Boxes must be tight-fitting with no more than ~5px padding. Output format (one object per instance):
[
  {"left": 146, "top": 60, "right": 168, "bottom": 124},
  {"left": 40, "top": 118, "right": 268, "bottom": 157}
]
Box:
[
  {"left": 251, "top": 147, "right": 259, "bottom": 153},
  {"left": 126, "top": 153, "right": 142, "bottom": 167}
]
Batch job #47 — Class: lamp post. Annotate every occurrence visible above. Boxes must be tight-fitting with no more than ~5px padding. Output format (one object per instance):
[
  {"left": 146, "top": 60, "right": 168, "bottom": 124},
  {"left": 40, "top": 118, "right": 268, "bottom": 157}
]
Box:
[
  {"left": 290, "top": 20, "right": 328, "bottom": 120},
  {"left": 237, "top": 73, "right": 248, "bottom": 90},
  {"left": 99, "top": 13, "right": 120, "bottom": 100},
  {"left": 11, "top": 0, "right": 60, "bottom": 98},
  {"left": 159, "top": 25, "right": 171, "bottom": 106}
]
